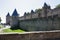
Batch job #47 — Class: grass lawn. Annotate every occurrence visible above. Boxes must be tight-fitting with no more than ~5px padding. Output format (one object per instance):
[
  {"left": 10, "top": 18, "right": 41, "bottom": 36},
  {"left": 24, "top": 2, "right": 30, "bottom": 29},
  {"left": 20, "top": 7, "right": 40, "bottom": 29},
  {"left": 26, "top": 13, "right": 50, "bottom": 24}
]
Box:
[{"left": 3, "top": 28, "right": 25, "bottom": 33}]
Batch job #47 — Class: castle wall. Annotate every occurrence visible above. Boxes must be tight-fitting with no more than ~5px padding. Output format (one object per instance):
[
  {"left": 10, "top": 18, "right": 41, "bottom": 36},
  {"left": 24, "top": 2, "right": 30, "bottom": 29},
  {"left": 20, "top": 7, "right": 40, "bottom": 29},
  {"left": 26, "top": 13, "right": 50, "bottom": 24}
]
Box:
[
  {"left": 25, "top": 14, "right": 31, "bottom": 19},
  {"left": 19, "top": 13, "right": 39, "bottom": 20},
  {"left": 32, "top": 13, "right": 39, "bottom": 18},
  {"left": 19, "top": 16, "right": 60, "bottom": 31},
  {"left": 7, "top": 3, "right": 60, "bottom": 31},
  {"left": 18, "top": 8, "right": 60, "bottom": 31},
  {"left": 41, "top": 9, "right": 46, "bottom": 17},
  {"left": 19, "top": 16, "right": 25, "bottom": 20},
  {"left": 52, "top": 8, "right": 60, "bottom": 16},
  {"left": 47, "top": 9, "right": 52, "bottom": 16},
  {"left": 19, "top": 8, "right": 60, "bottom": 21}
]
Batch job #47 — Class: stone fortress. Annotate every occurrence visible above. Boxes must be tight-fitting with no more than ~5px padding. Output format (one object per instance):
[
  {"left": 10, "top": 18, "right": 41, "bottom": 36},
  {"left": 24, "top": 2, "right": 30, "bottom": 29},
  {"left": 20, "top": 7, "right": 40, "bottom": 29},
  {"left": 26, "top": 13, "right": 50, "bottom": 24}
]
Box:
[{"left": 6, "top": 3, "right": 60, "bottom": 31}]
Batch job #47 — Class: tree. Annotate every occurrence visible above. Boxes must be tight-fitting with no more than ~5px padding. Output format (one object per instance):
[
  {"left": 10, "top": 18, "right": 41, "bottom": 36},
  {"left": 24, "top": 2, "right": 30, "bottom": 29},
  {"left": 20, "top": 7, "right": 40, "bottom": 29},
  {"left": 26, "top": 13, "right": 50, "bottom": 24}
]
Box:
[
  {"left": 56, "top": 4, "right": 60, "bottom": 8},
  {"left": 35, "top": 9, "right": 42, "bottom": 13},
  {"left": 0, "top": 17, "right": 1, "bottom": 23}
]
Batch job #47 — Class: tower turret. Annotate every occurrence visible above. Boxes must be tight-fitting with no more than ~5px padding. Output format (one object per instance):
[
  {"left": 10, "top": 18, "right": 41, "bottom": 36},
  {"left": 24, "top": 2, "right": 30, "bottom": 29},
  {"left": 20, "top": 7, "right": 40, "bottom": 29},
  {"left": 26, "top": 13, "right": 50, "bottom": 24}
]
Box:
[
  {"left": 24, "top": 12, "right": 26, "bottom": 19},
  {"left": 43, "top": 2, "right": 48, "bottom": 9},
  {"left": 6, "top": 12, "right": 10, "bottom": 25},
  {"left": 31, "top": 10, "right": 34, "bottom": 14},
  {"left": 42, "top": 2, "right": 50, "bottom": 17},
  {"left": 6, "top": 12, "right": 10, "bottom": 17},
  {"left": 10, "top": 9, "right": 19, "bottom": 29},
  {"left": 31, "top": 10, "right": 34, "bottom": 18},
  {"left": 12, "top": 9, "right": 19, "bottom": 16}
]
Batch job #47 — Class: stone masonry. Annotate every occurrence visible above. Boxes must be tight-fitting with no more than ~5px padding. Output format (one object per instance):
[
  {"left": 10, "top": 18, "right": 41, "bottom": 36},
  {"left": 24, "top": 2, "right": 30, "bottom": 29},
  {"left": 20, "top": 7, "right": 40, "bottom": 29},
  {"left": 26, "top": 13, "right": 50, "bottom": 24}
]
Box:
[
  {"left": 0, "top": 31, "right": 60, "bottom": 40},
  {"left": 6, "top": 3, "right": 60, "bottom": 31}
]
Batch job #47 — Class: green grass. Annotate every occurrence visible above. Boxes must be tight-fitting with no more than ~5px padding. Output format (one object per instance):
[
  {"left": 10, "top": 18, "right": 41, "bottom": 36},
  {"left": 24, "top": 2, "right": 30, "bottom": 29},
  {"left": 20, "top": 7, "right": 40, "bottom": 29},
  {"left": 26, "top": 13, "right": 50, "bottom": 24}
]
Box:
[{"left": 3, "top": 28, "right": 25, "bottom": 33}]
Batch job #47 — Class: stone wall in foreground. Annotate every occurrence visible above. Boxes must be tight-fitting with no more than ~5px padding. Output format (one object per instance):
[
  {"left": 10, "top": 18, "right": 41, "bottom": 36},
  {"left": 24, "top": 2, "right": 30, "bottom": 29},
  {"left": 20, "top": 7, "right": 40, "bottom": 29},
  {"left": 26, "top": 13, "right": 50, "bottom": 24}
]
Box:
[{"left": 0, "top": 31, "right": 60, "bottom": 40}]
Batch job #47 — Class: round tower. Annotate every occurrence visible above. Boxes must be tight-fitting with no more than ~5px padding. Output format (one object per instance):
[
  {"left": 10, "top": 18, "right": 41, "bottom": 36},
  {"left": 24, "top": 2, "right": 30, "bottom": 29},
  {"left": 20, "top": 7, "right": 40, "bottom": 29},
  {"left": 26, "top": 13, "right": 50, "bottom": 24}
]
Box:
[
  {"left": 31, "top": 10, "right": 34, "bottom": 18},
  {"left": 10, "top": 9, "right": 19, "bottom": 29},
  {"left": 6, "top": 12, "right": 10, "bottom": 25},
  {"left": 42, "top": 2, "right": 51, "bottom": 17},
  {"left": 24, "top": 12, "right": 26, "bottom": 19}
]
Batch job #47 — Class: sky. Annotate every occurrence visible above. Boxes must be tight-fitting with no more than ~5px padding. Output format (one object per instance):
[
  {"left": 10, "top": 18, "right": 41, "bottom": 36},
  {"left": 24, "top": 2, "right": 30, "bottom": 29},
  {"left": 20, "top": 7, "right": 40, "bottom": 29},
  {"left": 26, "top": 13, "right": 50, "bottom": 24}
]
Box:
[{"left": 0, "top": 0, "right": 60, "bottom": 23}]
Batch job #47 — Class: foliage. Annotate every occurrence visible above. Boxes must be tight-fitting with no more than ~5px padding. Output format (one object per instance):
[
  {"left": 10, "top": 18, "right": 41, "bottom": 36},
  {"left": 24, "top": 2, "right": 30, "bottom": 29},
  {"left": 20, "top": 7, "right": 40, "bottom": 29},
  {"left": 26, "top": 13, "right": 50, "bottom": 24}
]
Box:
[
  {"left": 35, "top": 8, "right": 42, "bottom": 13},
  {"left": 56, "top": 4, "right": 60, "bottom": 8},
  {"left": 0, "top": 17, "right": 1, "bottom": 23},
  {"left": 3, "top": 28, "right": 25, "bottom": 33}
]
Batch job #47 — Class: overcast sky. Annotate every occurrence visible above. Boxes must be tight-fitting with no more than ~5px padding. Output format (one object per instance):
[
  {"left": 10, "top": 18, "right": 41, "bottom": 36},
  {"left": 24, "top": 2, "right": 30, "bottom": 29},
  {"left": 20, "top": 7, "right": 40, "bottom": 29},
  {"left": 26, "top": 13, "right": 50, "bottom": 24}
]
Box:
[{"left": 0, "top": 0, "right": 60, "bottom": 23}]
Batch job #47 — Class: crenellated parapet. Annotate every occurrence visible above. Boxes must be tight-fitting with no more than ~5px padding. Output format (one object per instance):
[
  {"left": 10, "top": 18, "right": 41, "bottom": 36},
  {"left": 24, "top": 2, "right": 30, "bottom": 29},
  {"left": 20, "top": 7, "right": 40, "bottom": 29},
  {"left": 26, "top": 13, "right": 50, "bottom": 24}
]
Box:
[{"left": 6, "top": 3, "right": 60, "bottom": 30}]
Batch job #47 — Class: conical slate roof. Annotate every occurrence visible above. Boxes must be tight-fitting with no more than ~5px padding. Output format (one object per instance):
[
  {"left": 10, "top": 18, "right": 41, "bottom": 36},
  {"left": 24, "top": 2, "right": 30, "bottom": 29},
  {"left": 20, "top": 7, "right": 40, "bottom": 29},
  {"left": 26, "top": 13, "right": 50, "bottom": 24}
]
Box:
[
  {"left": 31, "top": 10, "right": 34, "bottom": 13},
  {"left": 12, "top": 9, "right": 19, "bottom": 16},
  {"left": 6, "top": 12, "right": 10, "bottom": 17},
  {"left": 44, "top": 2, "right": 48, "bottom": 7}
]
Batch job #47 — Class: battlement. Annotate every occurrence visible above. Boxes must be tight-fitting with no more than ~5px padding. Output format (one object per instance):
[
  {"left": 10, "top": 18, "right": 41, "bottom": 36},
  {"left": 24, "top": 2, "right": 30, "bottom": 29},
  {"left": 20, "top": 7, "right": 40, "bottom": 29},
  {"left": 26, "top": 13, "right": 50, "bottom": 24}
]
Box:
[
  {"left": 6, "top": 3, "right": 60, "bottom": 30},
  {"left": 19, "top": 7, "right": 60, "bottom": 21}
]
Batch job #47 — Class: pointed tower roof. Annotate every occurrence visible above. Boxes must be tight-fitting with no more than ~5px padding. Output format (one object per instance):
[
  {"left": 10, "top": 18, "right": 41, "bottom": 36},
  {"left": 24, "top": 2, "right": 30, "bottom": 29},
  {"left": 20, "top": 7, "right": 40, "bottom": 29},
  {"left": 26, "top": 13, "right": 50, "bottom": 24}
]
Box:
[
  {"left": 31, "top": 10, "right": 34, "bottom": 13},
  {"left": 6, "top": 12, "right": 10, "bottom": 17},
  {"left": 24, "top": 12, "right": 26, "bottom": 15},
  {"left": 12, "top": 9, "right": 19, "bottom": 16},
  {"left": 44, "top": 2, "right": 47, "bottom": 6},
  {"left": 43, "top": 2, "right": 48, "bottom": 8}
]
